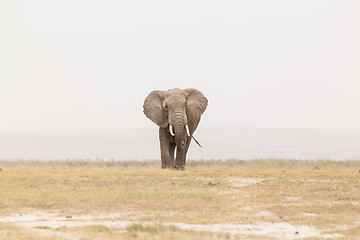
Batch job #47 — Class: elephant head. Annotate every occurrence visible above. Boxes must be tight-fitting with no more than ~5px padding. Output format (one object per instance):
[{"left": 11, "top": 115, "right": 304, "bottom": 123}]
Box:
[{"left": 143, "top": 88, "right": 208, "bottom": 153}]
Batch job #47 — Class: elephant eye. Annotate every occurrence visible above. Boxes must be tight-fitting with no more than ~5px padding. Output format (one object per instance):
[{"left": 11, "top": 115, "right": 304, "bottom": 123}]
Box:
[{"left": 164, "top": 104, "right": 168, "bottom": 109}]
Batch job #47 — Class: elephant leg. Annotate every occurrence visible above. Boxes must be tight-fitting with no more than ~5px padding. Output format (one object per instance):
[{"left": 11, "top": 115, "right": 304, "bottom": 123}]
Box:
[
  {"left": 175, "top": 149, "right": 185, "bottom": 170},
  {"left": 175, "top": 136, "right": 192, "bottom": 170},
  {"left": 183, "top": 137, "right": 191, "bottom": 167},
  {"left": 159, "top": 127, "right": 172, "bottom": 169},
  {"left": 169, "top": 143, "right": 176, "bottom": 168}
]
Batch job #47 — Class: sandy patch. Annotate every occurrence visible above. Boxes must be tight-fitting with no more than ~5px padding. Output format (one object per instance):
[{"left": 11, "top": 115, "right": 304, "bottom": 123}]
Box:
[
  {"left": 0, "top": 211, "right": 343, "bottom": 239},
  {"left": 197, "top": 177, "right": 271, "bottom": 188},
  {"left": 217, "top": 177, "right": 272, "bottom": 195},
  {"left": 224, "top": 177, "right": 272, "bottom": 188}
]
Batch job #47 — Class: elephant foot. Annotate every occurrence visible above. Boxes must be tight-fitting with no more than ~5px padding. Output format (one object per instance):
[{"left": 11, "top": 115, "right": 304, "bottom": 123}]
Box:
[
  {"left": 162, "top": 166, "right": 176, "bottom": 170},
  {"left": 174, "top": 165, "right": 185, "bottom": 171},
  {"left": 175, "top": 158, "right": 185, "bottom": 170},
  {"left": 162, "top": 163, "right": 170, "bottom": 169},
  {"left": 161, "top": 161, "right": 175, "bottom": 169}
]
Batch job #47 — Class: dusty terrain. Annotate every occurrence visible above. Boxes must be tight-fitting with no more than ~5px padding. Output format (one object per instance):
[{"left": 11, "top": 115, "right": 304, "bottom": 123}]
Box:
[{"left": 0, "top": 160, "right": 360, "bottom": 239}]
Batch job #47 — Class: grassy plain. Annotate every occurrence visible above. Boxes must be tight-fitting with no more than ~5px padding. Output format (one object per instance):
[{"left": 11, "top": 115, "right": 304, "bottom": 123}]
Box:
[{"left": 0, "top": 159, "right": 360, "bottom": 239}]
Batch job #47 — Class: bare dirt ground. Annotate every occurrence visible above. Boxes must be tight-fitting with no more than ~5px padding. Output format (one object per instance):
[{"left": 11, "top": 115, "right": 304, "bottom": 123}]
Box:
[
  {"left": 0, "top": 160, "right": 360, "bottom": 239},
  {"left": 0, "top": 208, "right": 342, "bottom": 239}
]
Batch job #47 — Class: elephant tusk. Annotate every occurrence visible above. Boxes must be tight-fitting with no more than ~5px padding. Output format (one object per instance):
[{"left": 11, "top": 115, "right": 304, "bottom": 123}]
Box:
[
  {"left": 185, "top": 124, "right": 191, "bottom": 137},
  {"left": 169, "top": 125, "right": 175, "bottom": 136}
]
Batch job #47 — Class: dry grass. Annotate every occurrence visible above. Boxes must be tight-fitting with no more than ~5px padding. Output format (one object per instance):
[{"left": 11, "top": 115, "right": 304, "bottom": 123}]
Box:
[
  {"left": 0, "top": 222, "right": 60, "bottom": 240},
  {"left": 67, "top": 224, "right": 233, "bottom": 240},
  {"left": 0, "top": 159, "right": 360, "bottom": 239}
]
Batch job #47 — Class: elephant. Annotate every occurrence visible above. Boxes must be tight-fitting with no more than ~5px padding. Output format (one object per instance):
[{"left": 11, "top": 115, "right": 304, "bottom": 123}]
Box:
[{"left": 143, "top": 88, "right": 208, "bottom": 170}]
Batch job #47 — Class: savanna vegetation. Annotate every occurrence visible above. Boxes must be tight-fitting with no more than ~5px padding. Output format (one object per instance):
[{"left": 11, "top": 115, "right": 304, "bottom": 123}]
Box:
[{"left": 0, "top": 159, "right": 360, "bottom": 239}]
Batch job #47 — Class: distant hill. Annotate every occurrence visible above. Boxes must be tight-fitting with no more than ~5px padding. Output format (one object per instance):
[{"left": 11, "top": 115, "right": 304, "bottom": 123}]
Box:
[{"left": 0, "top": 127, "right": 359, "bottom": 160}]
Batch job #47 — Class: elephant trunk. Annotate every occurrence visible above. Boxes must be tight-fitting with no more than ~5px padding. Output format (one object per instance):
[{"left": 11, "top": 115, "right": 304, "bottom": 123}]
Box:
[{"left": 174, "top": 125, "right": 186, "bottom": 151}]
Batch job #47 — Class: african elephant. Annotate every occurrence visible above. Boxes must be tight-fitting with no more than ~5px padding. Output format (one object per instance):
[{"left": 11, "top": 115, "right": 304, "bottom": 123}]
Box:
[{"left": 143, "top": 88, "right": 208, "bottom": 170}]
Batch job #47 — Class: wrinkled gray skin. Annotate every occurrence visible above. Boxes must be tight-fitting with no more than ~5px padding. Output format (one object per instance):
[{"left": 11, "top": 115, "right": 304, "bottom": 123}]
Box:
[{"left": 143, "top": 88, "right": 208, "bottom": 170}]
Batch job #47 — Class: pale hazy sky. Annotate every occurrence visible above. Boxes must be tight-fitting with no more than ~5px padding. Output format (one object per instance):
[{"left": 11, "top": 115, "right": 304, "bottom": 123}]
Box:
[{"left": 0, "top": 0, "right": 359, "bottom": 133}]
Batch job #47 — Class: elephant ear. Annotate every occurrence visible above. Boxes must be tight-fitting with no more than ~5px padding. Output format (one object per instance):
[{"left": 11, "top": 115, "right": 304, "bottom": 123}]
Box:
[
  {"left": 143, "top": 90, "right": 168, "bottom": 128},
  {"left": 183, "top": 88, "right": 208, "bottom": 127}
]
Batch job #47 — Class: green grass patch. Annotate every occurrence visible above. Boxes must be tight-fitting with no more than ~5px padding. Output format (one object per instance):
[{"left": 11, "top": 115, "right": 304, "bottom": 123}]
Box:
[{"left": 34, "top": 226, "right": 52, "bottom": 230}]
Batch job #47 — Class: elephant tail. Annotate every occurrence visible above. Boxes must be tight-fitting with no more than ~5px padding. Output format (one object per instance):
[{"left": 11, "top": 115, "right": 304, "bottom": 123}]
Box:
[{"left": 192, "top": 135, "right": 202, "bottom": 148}]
